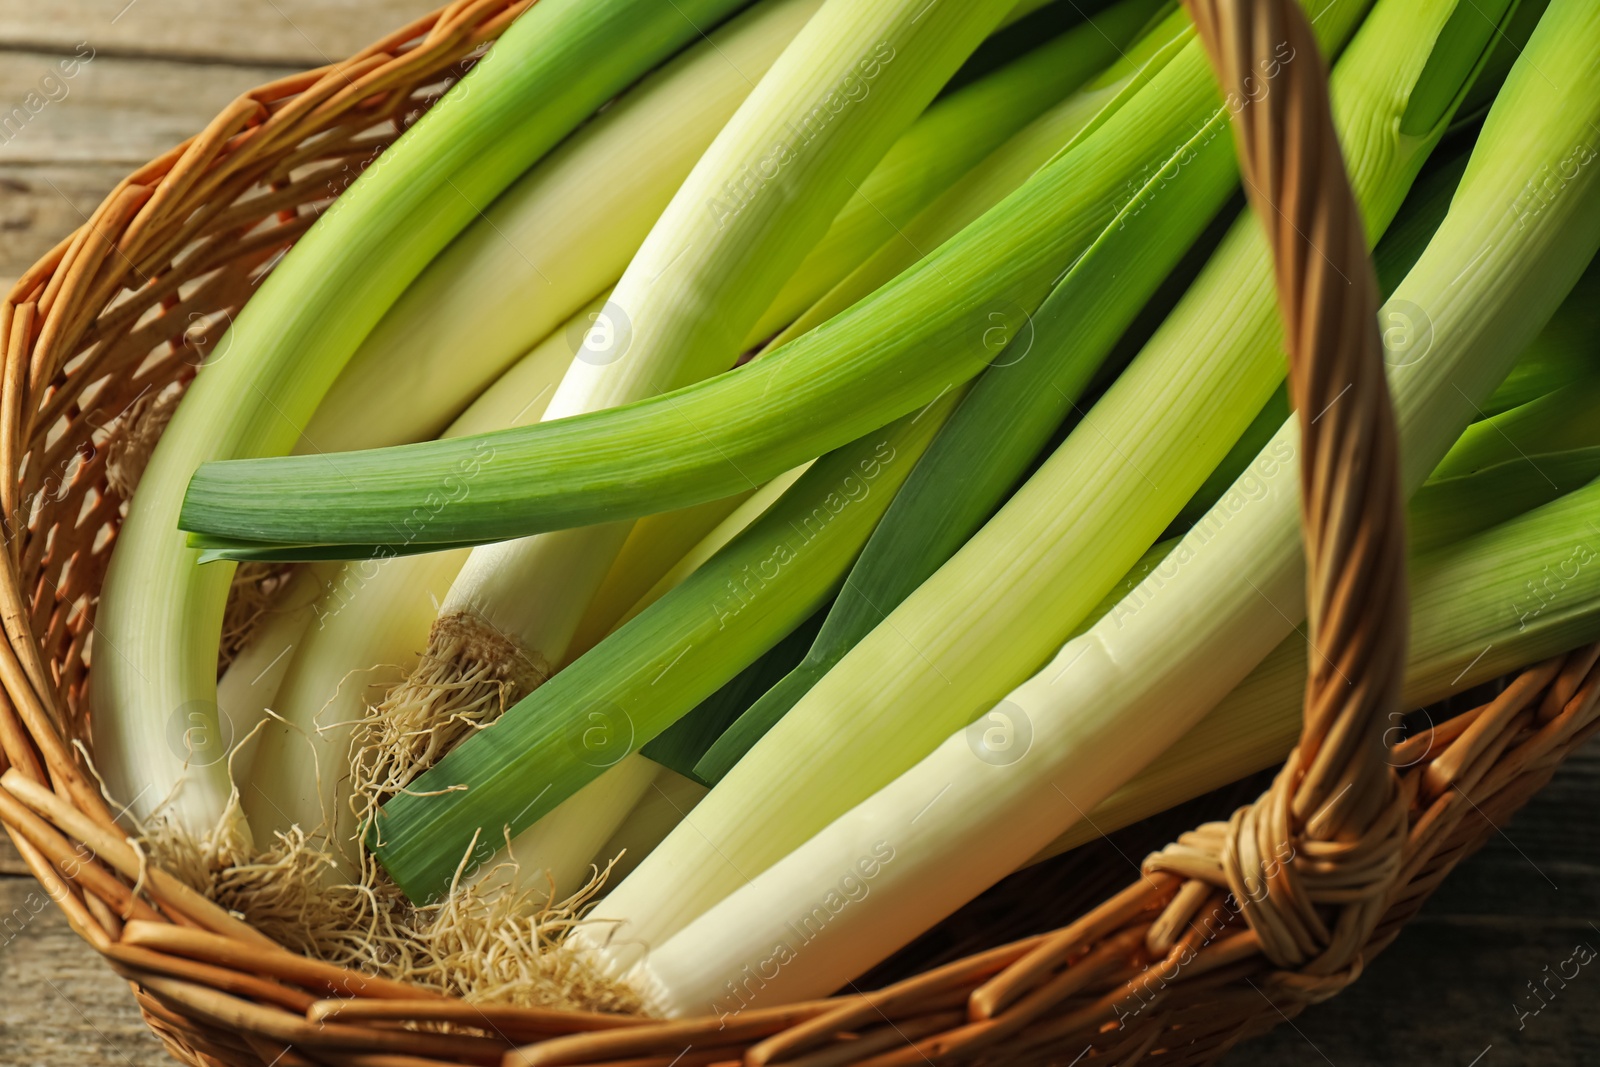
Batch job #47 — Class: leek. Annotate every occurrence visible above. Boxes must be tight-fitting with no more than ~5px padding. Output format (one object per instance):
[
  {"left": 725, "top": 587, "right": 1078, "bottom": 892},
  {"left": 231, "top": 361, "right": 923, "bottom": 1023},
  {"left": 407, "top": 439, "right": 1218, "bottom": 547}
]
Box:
[
  {"left": 748, "top": 0, "right": 1170, "bottom": 342},
  {"left": 94, "top": 0, "right": 754, "bottom": 833},
  {"left": 338, "top": 0, "right": 1019, "bottom": 906},
  {"left": 1483, "top": 266, "right": 1600, "bottom": 415},
  {"left": 622, "top": 405, "right": 1600, "bottom": 879},
  {"left": 1037, "top": 475, "right": 1600, "bottom": 863},
  {"left": 580, "top": 0, "right": 1480, "bottom": 959},
  {"left": 695, "top": 19, "right": 1257, "bottom": 786},
  {"left": 626, "top": 0, "right": 1600, "bottom": 1008},
  {"left": 454, "top": 465, "right": 812, "bottom": 900},
  {"left": 1180, "top": 283, "right": 1600, "bottom": 558},
  {"left": 214, "top": 564, "right": 333, "bottom": 779},
  {"left": 651, "top": 607, "right": 828, "bottom": 781},
  {"left": 1411, "top": 448, "right": 1600, "bottom": 555},
  {"left": 594, "top": 770, "right": 710, "bottom": 887},
  {"left": 361, "top": 0, "right": 1375, "bottom": 898},
  {"left": 467, "top": 755, "right": 663, "bottom": 904},
  {"left": 252, "top": 0, "right": 1060, "bottom": 845},
  {"left": 1408, "top": 371, "right": 1600, "bottom": 552},
  {"left": 1175, "top": 162, "right": 1597, "bottom": 535},
  {"left": 1170, "top": 141, "right": 1466, "bottom": 534},
  {"left": 1433, "top": 375, "right": 1600, "bottom": 481},
  {"left": 551, "top": 0, "right": 1163, "bottom": 662},
  {"left": 565, "top": 497, "right": 761, "bottom": 663},
  {"left": 650, "top": 463, "right": 1600, "bottom": 1013},
  {"left": 762, "top": 3, "right": 1197, "bottom": 356}
]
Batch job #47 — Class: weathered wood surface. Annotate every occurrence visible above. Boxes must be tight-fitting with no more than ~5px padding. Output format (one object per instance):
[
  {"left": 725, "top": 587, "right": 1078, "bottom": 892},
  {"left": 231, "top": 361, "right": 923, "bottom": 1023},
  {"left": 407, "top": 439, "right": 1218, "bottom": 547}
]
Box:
[
  {"left": 0, "top": 832, "right": 27, "bottom": 875},
  {"left": 0, "top": 0, "right": 436, "bottom": 295},
  {"left": 0, "top": 163, "right": 127, "bottom": 299},
  {"left": 0, "top": 2, "right": 1596, "bottom": 1065},
  {"left": 0, "top": 50, "right": 298, "bottom": 166},
  {"left": 0, "top": 1, "right": 441, "bottom": 66},
  {"left": 1241, "top": 741, "right": 1600, "bottom": 1066},
  {"left": 0, "top": 875, "right": 174, "bottom": 1067},
  {"left": 0, "top": 45, "right": 297, "bottom": 292}
]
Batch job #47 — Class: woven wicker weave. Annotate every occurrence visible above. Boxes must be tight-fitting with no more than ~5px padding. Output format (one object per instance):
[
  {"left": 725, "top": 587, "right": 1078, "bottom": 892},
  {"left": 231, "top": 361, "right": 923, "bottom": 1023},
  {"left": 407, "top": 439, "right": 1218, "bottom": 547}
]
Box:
[{"left": 3, "top": 1, "right": 1598, "bottom": 1064}]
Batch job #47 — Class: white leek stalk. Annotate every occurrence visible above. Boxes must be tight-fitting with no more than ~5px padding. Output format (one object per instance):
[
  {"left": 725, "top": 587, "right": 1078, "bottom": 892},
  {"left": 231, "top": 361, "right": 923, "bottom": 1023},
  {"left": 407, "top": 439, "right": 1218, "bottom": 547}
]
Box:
[
  {"left": 1036, "top": 476, "right": 1600, "bottom": 862},
  {"left": 595, "top": 769, "right": 711, "bottom": 887},
  {"left": 215, "top": 564, "right": 334, "bottom": 780},
  {"left": 469, "top": 755, "right": 663, "bottom": 903}
]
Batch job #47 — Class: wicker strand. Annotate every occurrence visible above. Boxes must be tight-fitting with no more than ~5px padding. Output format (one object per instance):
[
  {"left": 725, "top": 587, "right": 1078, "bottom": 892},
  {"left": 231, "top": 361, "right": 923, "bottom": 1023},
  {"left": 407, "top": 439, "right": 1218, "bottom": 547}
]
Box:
[{"left": 1144, "top": 0, "right": 1408, "bottom": 982}]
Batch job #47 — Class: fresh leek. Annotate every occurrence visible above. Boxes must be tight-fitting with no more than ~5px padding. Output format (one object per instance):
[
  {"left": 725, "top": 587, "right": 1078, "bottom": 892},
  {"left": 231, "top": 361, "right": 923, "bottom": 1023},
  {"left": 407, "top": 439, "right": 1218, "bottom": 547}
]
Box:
[
  {"left": 648, "top": 455, "right": 1600, "bottom": 1013},
  {"left": 1037, "top": 473, "right": 1600, "bottom": 863},
  {"left": 359, "top": 0, "right": 1386, "bottom": 899},
  {"left": 579, "top": 0, "right": 1484, "bottom": 959},
  {"left": 620, "top": 1, "right": 1600, "bottom": 1007},
  {"left": 242, "top": 302, "right": 599, "bottom": 862},
  {"left": 749, "top": 0, "right": 1171, "bottom": 341},
  {"left": 332, "top": 0, "right": 1021, "bottom": 905},
  {"left": 93, "top": 0, "right": 755, "bottom": 834},
  {"left": 300, "top": 0, "right": 823, "bottom": 457}
]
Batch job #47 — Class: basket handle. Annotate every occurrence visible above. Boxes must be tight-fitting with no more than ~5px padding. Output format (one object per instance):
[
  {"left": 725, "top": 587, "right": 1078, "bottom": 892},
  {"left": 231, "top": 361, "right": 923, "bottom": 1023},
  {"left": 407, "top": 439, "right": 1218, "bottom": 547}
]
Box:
[{"left": 1159, "top": 0, "right": 1411, "bottom": 977}]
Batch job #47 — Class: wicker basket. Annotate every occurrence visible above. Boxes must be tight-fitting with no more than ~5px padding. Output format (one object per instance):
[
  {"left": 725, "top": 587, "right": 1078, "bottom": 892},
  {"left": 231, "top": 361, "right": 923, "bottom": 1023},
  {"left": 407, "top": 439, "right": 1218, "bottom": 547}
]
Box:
[{"left": 3, "top": 0, "right": 1597, "bottom": 1064}]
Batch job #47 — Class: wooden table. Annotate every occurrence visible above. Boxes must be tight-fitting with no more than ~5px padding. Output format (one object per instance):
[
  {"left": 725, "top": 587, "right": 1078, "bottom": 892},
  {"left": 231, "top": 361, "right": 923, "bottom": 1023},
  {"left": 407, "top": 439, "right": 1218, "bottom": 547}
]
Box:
[{"left": 1, "top": 2, "right": 1596, "bottom": 1064}]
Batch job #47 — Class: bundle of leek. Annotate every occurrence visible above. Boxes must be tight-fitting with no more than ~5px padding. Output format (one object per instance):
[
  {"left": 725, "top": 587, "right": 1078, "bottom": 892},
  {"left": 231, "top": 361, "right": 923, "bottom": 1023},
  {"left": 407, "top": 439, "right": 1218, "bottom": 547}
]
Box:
[
  {"left": 572, "top": 0, "right": 1494, "bottom": 956},
  {"left": 180, "top": 1, "right": 1372, "bottom": 554},
  {"left": 224, "top": 0, "right": 1133, "bottom": 863},
  {"left": 333, "top": 0, "right": 1383, "bottom": 900},
  {"left": 90, "top": 0, "right": 1600, "bottom": 1020},
  {"left": 288, "top": 0, "right": 1018, "bottom": 902},
  {"left": 612, "top": 0, "right": 1600, "bottom": 1009},
  {"left": 93, "top": 0, "right": 757, "bottom": 838},
  {"left": 237, "top": 299, "right": 599, "bottom": 866}
]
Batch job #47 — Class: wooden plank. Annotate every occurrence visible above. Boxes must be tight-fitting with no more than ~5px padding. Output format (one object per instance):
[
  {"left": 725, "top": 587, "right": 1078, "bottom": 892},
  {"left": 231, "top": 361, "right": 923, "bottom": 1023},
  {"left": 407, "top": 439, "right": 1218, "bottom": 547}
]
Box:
[
  {"left": 0, "top": 0, "right": 442, "bottom": 68},
  {"left": 0, "top": 831, "right": 26, "bottom": 875},
  {"left": 1424, "top": 743, "right": 1600, "bottom": 920},
  {"left": 1239, "top": 920, "right": 1600, "bottom": 1066},
  {"left": 1230, "top": 736, "right": 1600, "bottom": 1065},
  {"left": 0, "top": 162, "right": 132, "bottom": 283},
  {"left": 0, "top": 50, "right": 302, "bottom": 166},
  {"left": 0, "top": 877, "right": 170, "bottom": 1066},
  {"left": 0, "top": 47, "right": 311, "bottom": 285}
]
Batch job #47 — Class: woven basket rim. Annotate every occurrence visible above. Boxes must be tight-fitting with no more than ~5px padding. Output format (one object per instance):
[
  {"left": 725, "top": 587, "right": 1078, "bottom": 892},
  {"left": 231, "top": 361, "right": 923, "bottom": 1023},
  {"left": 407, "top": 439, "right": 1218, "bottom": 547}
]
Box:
[{"left": 2, "top": 2, "right": 1598, "bottom": 1065}]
